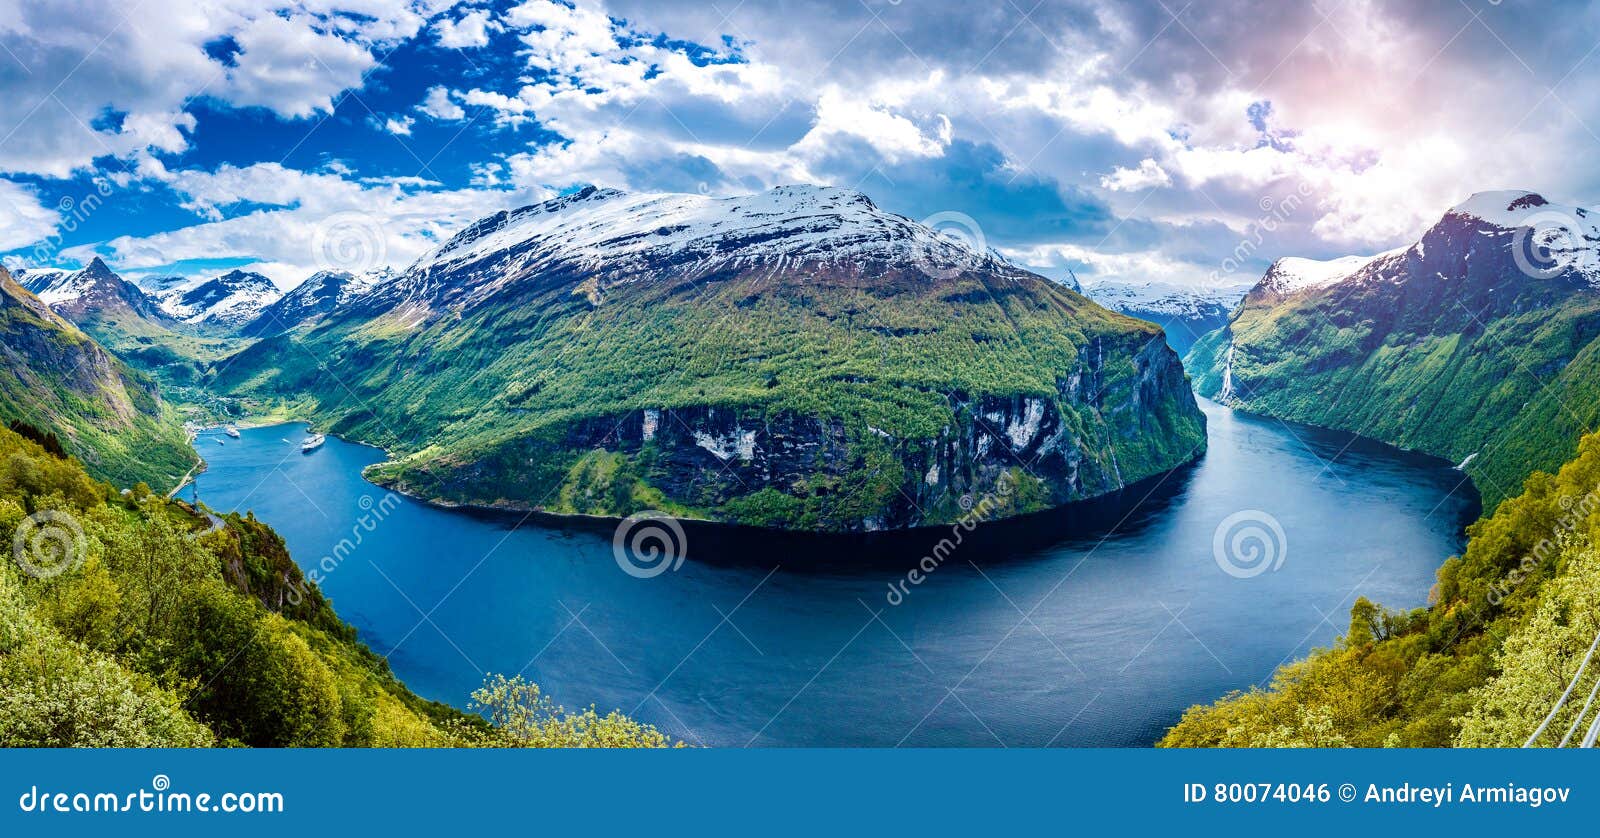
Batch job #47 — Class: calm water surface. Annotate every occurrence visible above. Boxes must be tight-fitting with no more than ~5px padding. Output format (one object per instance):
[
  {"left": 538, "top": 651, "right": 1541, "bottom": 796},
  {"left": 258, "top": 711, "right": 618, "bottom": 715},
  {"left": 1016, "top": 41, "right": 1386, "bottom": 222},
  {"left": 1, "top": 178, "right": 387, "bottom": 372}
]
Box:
[{"left": 192, "top": 401, "right": 1477, "bottom": 746}]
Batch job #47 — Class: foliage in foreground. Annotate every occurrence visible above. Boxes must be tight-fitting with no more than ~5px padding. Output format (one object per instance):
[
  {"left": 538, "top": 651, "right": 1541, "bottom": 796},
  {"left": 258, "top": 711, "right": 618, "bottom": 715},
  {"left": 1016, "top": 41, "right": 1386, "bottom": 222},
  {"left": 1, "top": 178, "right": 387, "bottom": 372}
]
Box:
[
  {"left": 470, "top": 675, "right": 678, "bottom": 748},
  {"left": 0, "top": 424, "right": 670, "bottom": 748},
  {"left": 1161, "top": 430, "right": 1600, "bottom": 747}
]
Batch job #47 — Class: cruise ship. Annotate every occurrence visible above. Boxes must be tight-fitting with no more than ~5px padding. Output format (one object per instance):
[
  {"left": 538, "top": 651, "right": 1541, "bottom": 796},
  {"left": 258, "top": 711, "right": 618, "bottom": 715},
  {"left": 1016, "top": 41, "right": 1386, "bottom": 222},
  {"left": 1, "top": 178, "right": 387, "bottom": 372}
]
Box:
[{"left": 301, "top": 433, "right": 326, "bottom": 453}]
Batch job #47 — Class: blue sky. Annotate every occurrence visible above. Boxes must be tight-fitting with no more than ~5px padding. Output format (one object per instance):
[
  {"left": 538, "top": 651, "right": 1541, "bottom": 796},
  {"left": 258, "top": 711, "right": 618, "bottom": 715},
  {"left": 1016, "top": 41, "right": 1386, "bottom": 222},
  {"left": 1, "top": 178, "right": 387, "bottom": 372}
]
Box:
[{"left": 2, "top": 0, "right": 1599, "bottom": 291}]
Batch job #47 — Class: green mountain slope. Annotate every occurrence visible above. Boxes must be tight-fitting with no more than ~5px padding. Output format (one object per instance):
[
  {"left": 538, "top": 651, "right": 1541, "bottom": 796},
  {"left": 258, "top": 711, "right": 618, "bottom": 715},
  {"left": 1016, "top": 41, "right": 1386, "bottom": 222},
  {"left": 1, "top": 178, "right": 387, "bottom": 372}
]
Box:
[
  {"left": 216, "top": 186, "right": 1206, "bottom": 531},
  {"left": 1187, "top": 191, "right": 1600, "bottom": 509},
  {"left": 0, "top": 267, "right": 194, "bottom": 489},
  {"left": 16, "top": 258, "right": 250, "bottom": 397}
]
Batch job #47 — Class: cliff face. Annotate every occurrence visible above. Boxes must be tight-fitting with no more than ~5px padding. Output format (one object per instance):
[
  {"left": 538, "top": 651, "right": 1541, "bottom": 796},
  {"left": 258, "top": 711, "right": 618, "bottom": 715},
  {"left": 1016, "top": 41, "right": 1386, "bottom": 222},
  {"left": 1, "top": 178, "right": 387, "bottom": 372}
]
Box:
[
  {"left": 222, "top": 185, "right": 1206, "bottom": 531},
  {"left": 362, "top": 322, "right": 1202, "bottom": 532}
]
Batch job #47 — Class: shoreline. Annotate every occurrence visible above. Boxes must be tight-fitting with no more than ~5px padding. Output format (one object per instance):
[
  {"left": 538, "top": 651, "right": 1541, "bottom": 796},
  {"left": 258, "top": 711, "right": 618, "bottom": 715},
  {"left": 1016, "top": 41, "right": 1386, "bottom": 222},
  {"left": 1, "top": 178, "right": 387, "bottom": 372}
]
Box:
[
  {"left": 198, "top": 415, "right": 1214, "bottom": 562},
  {"left": 204, "top": 406, "right": 1477, "bottom": 568}
]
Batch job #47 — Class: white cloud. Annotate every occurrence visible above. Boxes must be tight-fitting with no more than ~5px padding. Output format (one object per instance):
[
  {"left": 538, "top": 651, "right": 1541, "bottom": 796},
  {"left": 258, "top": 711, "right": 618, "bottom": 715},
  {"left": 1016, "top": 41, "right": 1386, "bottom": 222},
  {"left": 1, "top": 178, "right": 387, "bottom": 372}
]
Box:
[
  {"left": 418, "top": 85, "right": 466, "bottom": 120},
  {"left": 0, "top": 180, "right": 60, "bottom": 252},
  {"left": 385, "top": 115, "right": 416, "bottom": 136},
  {"left": 790, "top": 86, "right": 953, "bottom": 165},
  {"left": 434, "top": 7, "right": 498, "bottom": 48},
  {"left": 0, "top": 0, "right": 430, "bottom": 178},
  {"left": 1100, "top": 158, "right": 1170, "bottom": 192},
  {"left": 71, "top": 161, "right": 546, "bottom": 287},
  {"left": 217, "top": 14, "right": 377, "bottom": 118}
]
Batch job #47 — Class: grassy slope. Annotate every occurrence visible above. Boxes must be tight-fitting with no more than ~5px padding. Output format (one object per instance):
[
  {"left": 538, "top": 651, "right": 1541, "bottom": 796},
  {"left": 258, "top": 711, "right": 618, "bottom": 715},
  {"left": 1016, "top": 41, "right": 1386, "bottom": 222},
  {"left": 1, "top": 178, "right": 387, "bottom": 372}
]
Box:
[
  {"left": 217, "top": 265, "right": 1205, "bottom": 526},
  {"left": 1188, "top": 271, "right": 1600, "bottom": 511},
  {"left": 0, "top": 270, "right": 195, "bottom": 491},
  {"left": 1162, "top": 429, "right": 1600, "bottom": 747}
]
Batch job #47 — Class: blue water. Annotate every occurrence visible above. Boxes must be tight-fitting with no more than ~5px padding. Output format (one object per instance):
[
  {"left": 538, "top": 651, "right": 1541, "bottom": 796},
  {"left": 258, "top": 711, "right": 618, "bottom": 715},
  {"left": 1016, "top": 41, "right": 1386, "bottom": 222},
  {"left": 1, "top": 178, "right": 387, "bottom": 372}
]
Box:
[{"left": 191, "top": 401, "right": 1477, "bottom": 746}]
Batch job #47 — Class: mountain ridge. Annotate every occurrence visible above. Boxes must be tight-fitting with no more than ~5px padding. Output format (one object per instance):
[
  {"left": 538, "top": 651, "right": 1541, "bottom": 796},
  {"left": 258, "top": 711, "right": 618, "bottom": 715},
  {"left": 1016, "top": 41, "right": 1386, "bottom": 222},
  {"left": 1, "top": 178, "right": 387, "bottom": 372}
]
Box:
[
  {"left": 217, "top": 184, "right": 1207, "bottom": 532},
  {"left": 1187, "top": 188, "right": 1600, "bottom": 508},
  {"left": 161, "top": 269, "right": 282, "bottom": 328},
  {"left": 1082, "top": 278, "right": 1251, "bottom": 354},
  {"left": 0, "top": 266, "right": 194, "bottom": 487}
]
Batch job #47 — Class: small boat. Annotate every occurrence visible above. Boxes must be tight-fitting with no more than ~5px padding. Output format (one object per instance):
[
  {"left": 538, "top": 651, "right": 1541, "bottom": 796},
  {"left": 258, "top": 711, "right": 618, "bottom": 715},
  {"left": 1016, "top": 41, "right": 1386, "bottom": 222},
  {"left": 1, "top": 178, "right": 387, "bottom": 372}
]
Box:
[
  {"left": 215, "top": 438, "right": 225, "bottom": 446},
  {"left": 224, "top": 425, "right": 241, "bottom": 438},
  {"left": 301, "top": 433, "right": 326, "bottom": 453}
]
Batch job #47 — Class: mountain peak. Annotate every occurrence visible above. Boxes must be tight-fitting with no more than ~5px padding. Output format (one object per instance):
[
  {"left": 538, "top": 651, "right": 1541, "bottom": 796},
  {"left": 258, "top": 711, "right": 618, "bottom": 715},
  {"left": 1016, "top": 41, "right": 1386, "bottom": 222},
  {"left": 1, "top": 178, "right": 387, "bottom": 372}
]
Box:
[
  {"left": 411, "top": 183, "right": 988, "bottom": 288},
  {"left": 216, "top": 268, "right": 275, "bottom": 286},
  {"left": 1445, "top": 190, "right": 1590, "bottom": 227},
  {"left": 162, "top": 268, "right": 282, "bottom": 327},
  {"left": 1260, "top": 253, "right": 1386, "bottom": 296}
]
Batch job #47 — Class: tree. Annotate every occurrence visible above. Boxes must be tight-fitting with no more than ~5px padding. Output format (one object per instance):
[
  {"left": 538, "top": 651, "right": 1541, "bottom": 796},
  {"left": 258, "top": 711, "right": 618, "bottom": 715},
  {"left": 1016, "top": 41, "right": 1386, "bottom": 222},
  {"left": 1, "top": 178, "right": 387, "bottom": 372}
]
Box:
[{"left": 469, "top": 674, "right": 675, "bottom": 748}]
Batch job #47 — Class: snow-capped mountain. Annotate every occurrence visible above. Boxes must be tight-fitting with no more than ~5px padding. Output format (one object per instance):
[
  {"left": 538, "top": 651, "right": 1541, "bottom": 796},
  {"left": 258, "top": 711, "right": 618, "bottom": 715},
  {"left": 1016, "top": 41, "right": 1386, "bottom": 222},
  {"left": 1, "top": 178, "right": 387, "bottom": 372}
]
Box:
[
  {"left": 1082, "top": 278, "right": 1252, "bottom": 353},
  {"left": 13, "top": 267, "right": 70, "bottom": 298},
  {"left": 240, "top": 268, "right": 390, "bottom": 337},
  {"left": 1188, "top": 188, "right": 1600, "bottom": 511},
  {"left": 220, "top": 183, "right": 1205, "bottom": 532},
  {"left": 1248, "top": 190, "right": 1600, "bottom": 303},
  {"left": 1255, "top": 254, "right": 1392, "bottom": 298},
  {"left": 0, "top": 266, "right": 193, "bottom": 487},
  {"left": 13, "top": 257, "right": 170, "bottom": 324},
  {"left": 133, "top": 273, "right": 190, "bottom": 296},
  {"left": 367, "top": 184, "right": 1023, "bottom": 317},
  {"left": 1083, "top": 279, "right": 1253, "bottom": 318},
  {"left": 161, "top": 269, "right": 282, "bottom": 328}
]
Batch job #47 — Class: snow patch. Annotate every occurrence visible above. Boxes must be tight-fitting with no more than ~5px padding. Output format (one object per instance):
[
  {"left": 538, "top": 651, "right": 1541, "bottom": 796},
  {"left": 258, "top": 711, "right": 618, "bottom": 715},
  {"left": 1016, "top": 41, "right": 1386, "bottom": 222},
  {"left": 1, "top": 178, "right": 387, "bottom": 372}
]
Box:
[
  {"left": 1082, "top": 279, "right": 1251, "bottom": 317},
  {"left": 1004, "top": 397, "right": 1046, "bottom": 448},
  {"left": 694, "top": 428, "right": 756, "bottom": 461},
  {"left": 408, "top": 184, "right": 1014, "bottom": 288}
]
